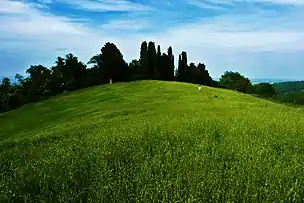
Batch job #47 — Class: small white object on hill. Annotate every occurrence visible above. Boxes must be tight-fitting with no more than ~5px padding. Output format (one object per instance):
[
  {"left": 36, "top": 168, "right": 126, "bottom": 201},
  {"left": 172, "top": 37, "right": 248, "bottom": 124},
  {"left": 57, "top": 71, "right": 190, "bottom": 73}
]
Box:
[{"left": 198, "top": 86, "right": 202, "bottom": 91}]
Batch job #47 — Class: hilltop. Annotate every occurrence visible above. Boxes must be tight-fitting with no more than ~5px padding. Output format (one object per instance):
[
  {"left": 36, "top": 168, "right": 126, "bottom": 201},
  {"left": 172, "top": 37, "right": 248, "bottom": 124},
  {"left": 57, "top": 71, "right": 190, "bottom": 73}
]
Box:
[{"left": 1, "top": 81, "right": 304, "bottom": 202}]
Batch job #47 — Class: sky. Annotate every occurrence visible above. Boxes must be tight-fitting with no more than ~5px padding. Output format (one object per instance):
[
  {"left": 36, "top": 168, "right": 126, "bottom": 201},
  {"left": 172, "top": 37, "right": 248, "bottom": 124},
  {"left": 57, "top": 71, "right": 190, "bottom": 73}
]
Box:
[{"left": 0, "top": 0, "right": 304, "bottom": 80}]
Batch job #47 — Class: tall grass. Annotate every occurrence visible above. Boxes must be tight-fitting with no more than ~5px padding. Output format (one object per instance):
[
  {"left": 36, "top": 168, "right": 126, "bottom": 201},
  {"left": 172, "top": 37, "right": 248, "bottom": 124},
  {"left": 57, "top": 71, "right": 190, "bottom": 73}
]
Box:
[{"left": 1, "top": 81, "right": 304, "bottom": 202}]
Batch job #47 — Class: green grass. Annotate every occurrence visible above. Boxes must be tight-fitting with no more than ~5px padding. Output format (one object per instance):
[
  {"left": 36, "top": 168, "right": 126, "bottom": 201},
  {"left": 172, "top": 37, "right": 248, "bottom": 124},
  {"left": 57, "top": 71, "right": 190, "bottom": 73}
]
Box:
[{"left": 1, "top": 80, "right": 304, "bottom": 202}]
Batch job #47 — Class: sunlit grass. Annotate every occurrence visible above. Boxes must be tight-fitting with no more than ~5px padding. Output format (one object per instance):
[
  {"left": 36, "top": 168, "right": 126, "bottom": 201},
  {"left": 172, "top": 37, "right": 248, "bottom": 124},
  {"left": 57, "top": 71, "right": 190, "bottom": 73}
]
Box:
[{"left": 1, "top": 80, "right": 304, "bottom": 202}]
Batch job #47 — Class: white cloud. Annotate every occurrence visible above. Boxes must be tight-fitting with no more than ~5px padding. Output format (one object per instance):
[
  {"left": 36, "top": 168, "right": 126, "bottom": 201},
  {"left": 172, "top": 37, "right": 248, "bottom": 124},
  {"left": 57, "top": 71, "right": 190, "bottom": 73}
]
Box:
[
  {"left": 252, "top": 0, "right": 304, "bottom": 5},
  {"left": 187, "top": 0, "right": 230, "bottom": 9},
  {"left": 52, "top": 0, "right": 154, "bottom": 12},
  {"left": 38, "top": 0, "right": 53, "bottom": 4},
  {"left": 100, "top": 19, "right": 151, "bottom": 31},
  {"left": 0, "top": 0, "right": 91, "bottom": 39},
  {"left": 0, "top": 0, "right": 304, "bottom": 79},
  {"left": 0, "top": 0, "right": 31, "bottom": 13},
  {"left": 198, "top": 0, "right": 304, "bottom": 6}
]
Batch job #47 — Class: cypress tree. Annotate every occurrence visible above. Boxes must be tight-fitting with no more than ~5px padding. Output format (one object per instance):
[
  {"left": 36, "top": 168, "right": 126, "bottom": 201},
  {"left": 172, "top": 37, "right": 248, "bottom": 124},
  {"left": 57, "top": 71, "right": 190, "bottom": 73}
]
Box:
[
  {"left": 155, "top": 45, "right": 163, "bottom": 80},
  {"left": 160, "top": 53, "right": 170, "bottom": 81},
  {"left": 188, "top": 62, "right": 197, "bottom": 84},
  {"left": 140, "top": 41, "right": 148, "bottom": 79},
  {"left": 167, "top": 46, "right": 174, "bottom": 81},
  {"left": 147, "top": 41, "right": 158, "bottom": 79},
  {"left": 177, "top": 54, "right": 182, "bottom": 82},
  {"left": 157, "top": 45, "right": 161, "bottom": 57},
  {"left": 197, "top": 63, "right": 212, "bottom": 86},
  {"left": 177, "top": 51, "right": 188, "bottom": 82},
  {"left": 181, "top": 51, "right": 188, "bottom": 82}
]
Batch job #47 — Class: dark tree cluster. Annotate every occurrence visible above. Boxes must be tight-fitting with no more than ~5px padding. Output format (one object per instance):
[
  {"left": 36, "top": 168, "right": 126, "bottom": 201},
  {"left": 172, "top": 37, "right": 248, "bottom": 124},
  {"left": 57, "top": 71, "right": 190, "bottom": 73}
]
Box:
[
  {"left": 0, "top": 41, "right": 213, "bottom": 113},
  {"left": 0, "top": 41, "right": 278, "bottom": 113},
  {"left": 137, "top": 41, "right": 175, "bottom": 81},
  {"left": 218, "top": 71, "right": 278, "bottom": 98},
  {"left": 176, "top": 52, "right": 213, "bottom": 86},
  {"left": 218, "top": 71, "right": 253, "bottom": 94}
]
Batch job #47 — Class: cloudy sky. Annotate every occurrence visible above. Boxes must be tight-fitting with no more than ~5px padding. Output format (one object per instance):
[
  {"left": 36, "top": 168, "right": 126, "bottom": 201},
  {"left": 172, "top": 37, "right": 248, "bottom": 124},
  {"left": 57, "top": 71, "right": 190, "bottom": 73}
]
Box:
[{"left": 0, "top": 0, "right": 304, "bottom": 80}]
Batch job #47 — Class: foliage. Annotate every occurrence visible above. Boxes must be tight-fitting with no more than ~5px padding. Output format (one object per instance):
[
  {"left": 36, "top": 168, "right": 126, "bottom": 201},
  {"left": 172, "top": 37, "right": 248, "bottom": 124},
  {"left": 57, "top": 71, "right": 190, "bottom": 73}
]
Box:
[
  {"left": 128, "top": 59, "right": 141, "bottom": 81},
  {"left": 275, "top": 91, "right": 304, "bottom": 105},
  {"left": 1, "top": 40, "right": 301, "bottom": 113},
  {"left": 176, "top": 51, "right": 188, "bottom": 82},
  {"left": 140, "top": 41, "right": 149, "bottom": 79},
  {"left": 273, "top": 81, "right": 304, "bottom": 93},
  {"left": 1, "top": 81, "right": 304, "bottom": 202},
  {"left": 0, "top": 41, "right": 214, "bottom": 113},
  {"left": 253, "top": 82, "right": 276, "bottom": 98},
  {"left": 219, "top": 71, "right": 253, "bottom": 93},
  {"left": 100, "top": 42, "right": 128, "bottom": 83},
  {"left": 272, "top": 81, "right": 304, "bottom": 105}
]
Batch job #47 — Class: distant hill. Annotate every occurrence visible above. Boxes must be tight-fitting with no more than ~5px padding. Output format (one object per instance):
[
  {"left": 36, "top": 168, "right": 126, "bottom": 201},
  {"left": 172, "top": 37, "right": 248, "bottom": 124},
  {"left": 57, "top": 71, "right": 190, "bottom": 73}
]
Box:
[
  {"left": 1, "top": 81, "right": 304, "bottom": 202},
  {"left": 250, "top": 78, "right": 301, "bottom": 84},
  {"left": 213, "top": 77, "right": 299, "bottom": 84},
  {"left": 272, "top": 81, "right": 304, "bottom": 93},
  {"left": 272, "top": 81, "right": 304, "bottom": 105}
]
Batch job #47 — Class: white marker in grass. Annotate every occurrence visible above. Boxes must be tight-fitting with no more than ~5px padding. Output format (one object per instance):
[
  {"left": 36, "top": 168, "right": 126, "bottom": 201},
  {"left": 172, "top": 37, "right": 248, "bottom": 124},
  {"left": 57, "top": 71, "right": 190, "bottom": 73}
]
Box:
[{"left": 198, "top": 85, "right": 201, "bottom": 92}]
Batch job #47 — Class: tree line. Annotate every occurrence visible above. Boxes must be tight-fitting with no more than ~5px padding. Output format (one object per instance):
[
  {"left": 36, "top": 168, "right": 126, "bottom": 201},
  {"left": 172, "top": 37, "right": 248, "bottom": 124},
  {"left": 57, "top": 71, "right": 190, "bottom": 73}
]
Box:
[{"left": 0, "top": 41, "right": 277, "bottom": 113}]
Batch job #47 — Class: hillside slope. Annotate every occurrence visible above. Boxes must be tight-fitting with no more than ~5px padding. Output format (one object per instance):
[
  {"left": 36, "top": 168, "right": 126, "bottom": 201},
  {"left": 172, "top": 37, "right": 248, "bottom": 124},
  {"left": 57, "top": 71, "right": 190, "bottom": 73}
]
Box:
[{"left": 1, "top": 80, "right": 304, "bottom": 202}]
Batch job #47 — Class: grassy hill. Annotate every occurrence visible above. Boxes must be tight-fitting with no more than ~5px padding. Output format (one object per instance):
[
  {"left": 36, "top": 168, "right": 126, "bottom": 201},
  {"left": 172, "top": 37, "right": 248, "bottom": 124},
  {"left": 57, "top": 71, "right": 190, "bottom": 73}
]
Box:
[{"left": 1, "top": 80, "right": 304, "bottom": 202}]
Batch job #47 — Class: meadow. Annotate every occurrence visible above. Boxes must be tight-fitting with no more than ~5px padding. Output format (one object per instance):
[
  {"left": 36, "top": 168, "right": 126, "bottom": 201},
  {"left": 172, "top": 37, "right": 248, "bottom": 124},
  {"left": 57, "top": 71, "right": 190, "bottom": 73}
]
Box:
[{"left": 1, "top": 80, "right": 304, "bottom": 202}]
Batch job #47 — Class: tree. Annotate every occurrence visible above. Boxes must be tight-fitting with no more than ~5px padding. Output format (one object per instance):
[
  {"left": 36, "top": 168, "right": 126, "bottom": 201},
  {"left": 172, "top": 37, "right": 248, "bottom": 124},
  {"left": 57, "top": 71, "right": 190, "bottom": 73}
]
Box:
[
  {"left": 100, "top": 42, "right": 128, "bottom": 83},
  {"left": 155, "top": 45, "right": 163, "bottom": 80},
  {"left": 50, "top": 56, "right": 66, "bottom": 93},
  {"left": 26, "top": 65, "right": 51, "bottom": 100},
  {"left": 88, "top": 54, "right": 102, "bottom": 69},
  {"left": 0, "top": 53, "right": 91, "bottom": 113},
  {"left": 181, "top": 52, "right": 188, "bottom": 82},
  {"left": 211, "top": 80, "right": 220, "bottom": 88},
  {"left": 15, "top": 74, "right": 24, "bottom": 85},
  {"left": 167, "top": 46, "right": 175, "bottom": 81},
  {"left": 87, "top": 54, "right": 107, "bottom": 85},
  {"left": 197, "top": 63, "right": 212, "bottom": 86},
  {"left": 188, "top": 62, "right": 197, "bottom": 84},
  {"left": 0, "top": 78, "right": 12, "bottom": 112},
  {"left": 167, "top": 46, "right": 173, "bottom": 57},
  {"left": 253, "top": 83, "right": 276, "bottom": 98},
  {"left": 157, "top": 45, "right": 161, "bottom": 57},
  {"left": 177, "top": 54, "right": 182, "bottom": 80},
  {"left": 176, "top": 51, "right": 188, "bottom": 82},
  {"left": 219, "top": 71, "right": 253, "bottom": 93},
  {"left": 147, "top": 41, "right": 157, "bottom": 79},
  {"left": 1, "top": 77, "right": 11, "bottom": 88},
  {"left": 186, "top": 62, "right": 213, "bottom": 86},
  {"left": 139, "top": 41, "right": 148, "bottom": 79},
  {"left": 62, "top": 53, "right": 87, "bottom": 90},
  {"left": 9, "top": 74, "right": 27, "bottom": 108},
  {"left": 2, "top": 40, "right": 284, "bottom": 114},
  {"left": 128, "top": 59, "right": 141, "bottom": 80}
]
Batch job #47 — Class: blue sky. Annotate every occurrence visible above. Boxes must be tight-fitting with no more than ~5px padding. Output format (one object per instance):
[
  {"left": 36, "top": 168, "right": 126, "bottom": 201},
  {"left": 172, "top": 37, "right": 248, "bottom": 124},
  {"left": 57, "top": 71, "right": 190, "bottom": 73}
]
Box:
[{"left": 0, "top": 0, "right": 304, "bottom": 80}]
